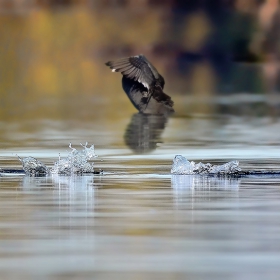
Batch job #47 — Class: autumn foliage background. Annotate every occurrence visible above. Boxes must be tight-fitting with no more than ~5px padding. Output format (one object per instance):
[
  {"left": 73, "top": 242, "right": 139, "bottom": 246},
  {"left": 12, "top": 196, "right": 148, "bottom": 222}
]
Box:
[{"left": 0, "top": 0, "right": 280, "bottom": 121}]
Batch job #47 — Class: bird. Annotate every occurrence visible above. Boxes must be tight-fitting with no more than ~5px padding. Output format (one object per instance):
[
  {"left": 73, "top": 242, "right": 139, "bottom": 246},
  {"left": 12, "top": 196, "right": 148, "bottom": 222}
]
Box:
[{"left": 105, "top": 54, "right": 174, "bottom": 115}]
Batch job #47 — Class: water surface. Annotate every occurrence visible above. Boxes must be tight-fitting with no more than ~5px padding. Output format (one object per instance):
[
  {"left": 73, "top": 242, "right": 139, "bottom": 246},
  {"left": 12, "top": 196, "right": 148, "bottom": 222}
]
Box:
[{"left": 0, "top": 95, "right": 280, "bottom": 280}]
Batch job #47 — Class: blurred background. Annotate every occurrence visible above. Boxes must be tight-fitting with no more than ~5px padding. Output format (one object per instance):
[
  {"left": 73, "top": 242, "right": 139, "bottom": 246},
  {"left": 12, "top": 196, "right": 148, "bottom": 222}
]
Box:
[
  {"left": 1, "top": 3, "right": 280, "bottom": 280},
  {"left": 0, "top": 0, "right": 280, "bottom": 149}
]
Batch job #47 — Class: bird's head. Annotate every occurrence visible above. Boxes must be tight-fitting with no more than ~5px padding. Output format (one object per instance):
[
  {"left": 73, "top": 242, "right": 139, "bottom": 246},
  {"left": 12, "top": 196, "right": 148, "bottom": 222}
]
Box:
[{"left": 155, "top": 83, "right": 162, "bottom": 89}]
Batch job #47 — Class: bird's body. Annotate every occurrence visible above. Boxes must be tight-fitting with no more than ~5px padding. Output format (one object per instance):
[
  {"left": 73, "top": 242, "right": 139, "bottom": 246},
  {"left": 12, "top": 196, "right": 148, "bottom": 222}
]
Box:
[{"left": 105, "top": 54, "right": 174, "bottom": 114}]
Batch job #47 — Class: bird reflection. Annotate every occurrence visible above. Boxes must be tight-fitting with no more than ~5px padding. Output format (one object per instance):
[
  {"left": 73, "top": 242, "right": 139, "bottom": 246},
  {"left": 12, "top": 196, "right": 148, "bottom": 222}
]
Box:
[{"left": 124, "top": 113, "right": 170, "bottom": 154}]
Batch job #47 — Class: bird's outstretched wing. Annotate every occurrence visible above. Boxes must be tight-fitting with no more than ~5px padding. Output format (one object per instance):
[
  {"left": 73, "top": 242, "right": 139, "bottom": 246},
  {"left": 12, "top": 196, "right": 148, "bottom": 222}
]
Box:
[{"left": 105, "top": 54, "right": 160, "bottom": 90}]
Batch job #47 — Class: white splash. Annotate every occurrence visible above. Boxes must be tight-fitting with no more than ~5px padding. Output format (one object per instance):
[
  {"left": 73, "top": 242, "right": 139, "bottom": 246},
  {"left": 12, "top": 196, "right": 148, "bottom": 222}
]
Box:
[
  {"left": 18, "top": 156, "right": 49, "bottom": 176},
  {"left": 171, "top": 155, "right": 241, "bottom": 175},
  {"left": 17, "top": 143, "right": 98, "bottom": 176},
  {"left": 50, "top": 143, "right": 97, "bottom": 175}
]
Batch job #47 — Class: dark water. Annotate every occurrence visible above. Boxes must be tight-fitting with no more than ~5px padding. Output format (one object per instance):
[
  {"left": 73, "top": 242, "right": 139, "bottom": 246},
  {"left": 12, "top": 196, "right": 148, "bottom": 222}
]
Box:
[{"left": 1, "top": 95, "right": 280, "bottom": 280}]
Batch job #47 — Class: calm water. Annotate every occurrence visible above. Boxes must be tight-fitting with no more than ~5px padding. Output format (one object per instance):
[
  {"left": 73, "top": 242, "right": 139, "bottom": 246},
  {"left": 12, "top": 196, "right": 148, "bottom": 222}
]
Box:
[
  {"left": 1, "top": 95, "right": 280, "bottom": 280},
  {"left": 0, "top": 3, "right": 279, "bottom": 279}
]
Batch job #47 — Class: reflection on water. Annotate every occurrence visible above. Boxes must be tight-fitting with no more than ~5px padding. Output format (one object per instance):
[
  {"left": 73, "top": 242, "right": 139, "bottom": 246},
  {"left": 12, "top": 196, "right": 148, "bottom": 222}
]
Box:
[
  {"left": 22, "top": 174, "right": 96, "bottom": 191},
  {"left": 124, "top": 113, "right": 170, "bottom": 154},
  {"left": 172, "top": 175, "right": 240, "bottom": 209},
  {"left": 1, "top": 171, "right": 280, "bottom": 280},
  {"left": 172, "top": 175, "right": 240, "bottom": 191}
]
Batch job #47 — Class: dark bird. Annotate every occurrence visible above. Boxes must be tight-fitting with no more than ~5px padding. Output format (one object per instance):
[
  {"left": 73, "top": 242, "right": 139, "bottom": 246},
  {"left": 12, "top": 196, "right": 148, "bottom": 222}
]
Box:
[{"left": 105, "top": 54, "right": 174, "bottom": 115}]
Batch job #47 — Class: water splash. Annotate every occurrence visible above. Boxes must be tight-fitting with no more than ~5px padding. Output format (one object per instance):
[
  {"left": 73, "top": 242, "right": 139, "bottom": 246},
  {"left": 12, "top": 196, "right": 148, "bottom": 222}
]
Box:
[
  {"left": 17, "top": 143, "right": 98, "bottom": 176},
  {"left": 51, "top": 143, "right": 97, "bottom": 175},
  {"left": 18, "top": 156, "right": 49, "bottom": 176},
  {"left": 171, "top": 155, "right": 241, "bottom": 175}
]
